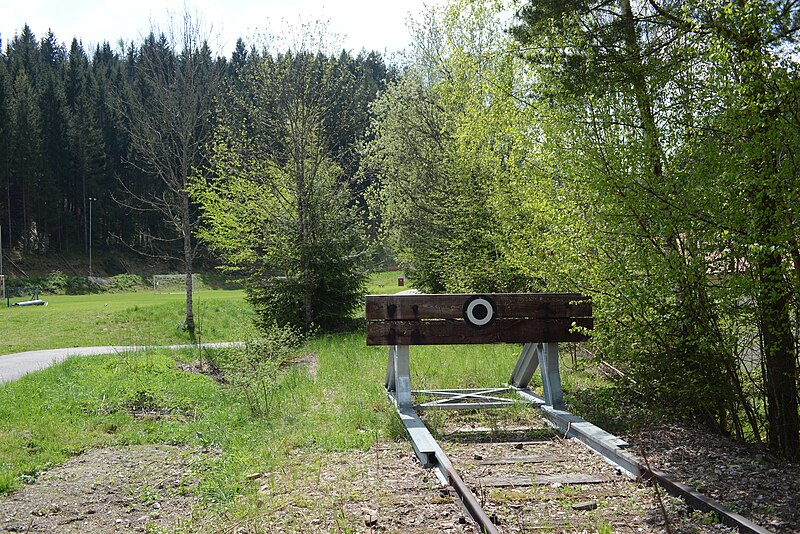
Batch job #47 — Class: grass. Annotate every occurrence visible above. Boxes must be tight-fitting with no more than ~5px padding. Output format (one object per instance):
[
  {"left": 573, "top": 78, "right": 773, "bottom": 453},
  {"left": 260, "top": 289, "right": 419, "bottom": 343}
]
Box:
[
  {"left": 0, "top": 333, "right": 400, "bottom": 497},
  {"left": 365, "top": 269, "right": 407, "bottom": 295},
  {"left": 0, "top": 289, "right": 252, "bottom": 354},
  {"left": 0, "top": 268, "right": 404, "bottom": 355}
]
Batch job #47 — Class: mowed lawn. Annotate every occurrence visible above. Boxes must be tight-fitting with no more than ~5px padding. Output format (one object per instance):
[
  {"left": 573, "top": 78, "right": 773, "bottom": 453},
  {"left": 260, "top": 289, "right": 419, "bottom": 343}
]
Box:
[
  {"left": 0, "top": 289, "right": 253, "bottom": 355},
  {"left": 0, "top": 270, "right": 408, "bottom": 355}
]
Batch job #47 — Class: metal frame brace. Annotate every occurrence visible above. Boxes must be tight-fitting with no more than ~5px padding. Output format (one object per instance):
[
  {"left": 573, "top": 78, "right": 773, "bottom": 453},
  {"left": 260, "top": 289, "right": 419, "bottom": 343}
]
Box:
[{"left": 385, "top": 342, "right": 565, "bottom": 411}]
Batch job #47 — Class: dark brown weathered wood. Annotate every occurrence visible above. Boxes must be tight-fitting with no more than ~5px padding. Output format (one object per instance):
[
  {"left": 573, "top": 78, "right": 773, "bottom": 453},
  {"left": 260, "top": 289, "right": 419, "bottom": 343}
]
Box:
[
  {"left": 475, "top": 456, "right": 565, "bottom": 465},
  {"left": 480, "top": 473, "right": 610, "bottom": 487},
  {"left": 366, "top": 318, "right": 593, "bottom": 345},
  {"left": 365, "top": 293, "right": 591, "bottom": 321}
]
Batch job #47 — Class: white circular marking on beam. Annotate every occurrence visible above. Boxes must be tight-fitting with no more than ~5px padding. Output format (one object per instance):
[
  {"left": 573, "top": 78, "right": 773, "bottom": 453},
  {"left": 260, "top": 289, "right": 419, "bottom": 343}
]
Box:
[{"left": 463, "top": 296, "right": 496, "bottom": 329}]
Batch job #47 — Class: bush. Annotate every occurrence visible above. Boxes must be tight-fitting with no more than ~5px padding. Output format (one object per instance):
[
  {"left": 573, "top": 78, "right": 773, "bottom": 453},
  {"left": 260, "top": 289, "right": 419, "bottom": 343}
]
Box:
[
  {"left": 42, "top": 270, "right": 70, "bottom": 294},
  {"left": 109, "top": 274, "right": 144, "bottom": 292},
  {"left": 31, "top": 271, "right": 100, "bottom": 295},
  {"left": 218, "top": 324, "right": 305, "bottom": 418}
]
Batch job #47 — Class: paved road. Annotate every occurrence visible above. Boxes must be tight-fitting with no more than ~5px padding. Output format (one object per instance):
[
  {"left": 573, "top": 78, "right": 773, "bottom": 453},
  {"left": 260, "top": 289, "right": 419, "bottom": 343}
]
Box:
[{"left": 0, "top": 342, "right": 243, "bottom": 384}]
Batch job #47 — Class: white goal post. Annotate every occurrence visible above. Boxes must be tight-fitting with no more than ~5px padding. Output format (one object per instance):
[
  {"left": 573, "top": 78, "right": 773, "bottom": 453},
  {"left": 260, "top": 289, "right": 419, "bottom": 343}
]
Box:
[
  {"left": 0, "top": 274, "right": 4, "bottom": 300},
  {"left": 152, "top": 273, "right": 201, "bottom": 294}
]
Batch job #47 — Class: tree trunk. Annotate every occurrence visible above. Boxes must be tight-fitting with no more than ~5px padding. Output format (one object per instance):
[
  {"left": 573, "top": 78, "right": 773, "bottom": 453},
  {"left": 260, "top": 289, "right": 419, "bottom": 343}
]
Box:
[
  {"left": 756, "top": 234, "right": 799, "bottom": 458},
  {"left": 183, "top": 191, "right": 195, "bottom": 334},
  {"left": 734, "top": 28, "right": 800, "bottom": 458}
]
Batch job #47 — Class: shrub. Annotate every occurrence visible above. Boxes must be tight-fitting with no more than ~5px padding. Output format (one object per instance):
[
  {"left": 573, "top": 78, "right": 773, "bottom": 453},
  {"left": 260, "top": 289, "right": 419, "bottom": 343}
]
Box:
[
  {"left": 109, "top": 274, "right": 144, "bottom": 292},
  {"left": 218, "top": 324, "right": 305, "bottom": 418},
  {"left": 42, "top": 270, "right": 70, "bottom": 294}
]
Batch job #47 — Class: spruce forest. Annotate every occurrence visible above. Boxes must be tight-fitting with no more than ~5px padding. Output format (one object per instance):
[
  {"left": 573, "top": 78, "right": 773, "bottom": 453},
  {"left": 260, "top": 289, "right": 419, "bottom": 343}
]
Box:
[{"left": 1, "top": 0, "right": 800, "bottom": 465}]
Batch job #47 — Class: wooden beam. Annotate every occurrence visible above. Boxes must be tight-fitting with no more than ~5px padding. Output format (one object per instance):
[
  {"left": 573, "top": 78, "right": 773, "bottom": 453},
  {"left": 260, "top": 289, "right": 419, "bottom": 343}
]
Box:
[
  {"left": 480, "top": 473, "right": 610, "bottom": 487},
  {"left": 366, "top": 318, "right": 593, "bottom": 345},
  {"left": 365, "top": 293, "right": 591, "bottom": 321}
]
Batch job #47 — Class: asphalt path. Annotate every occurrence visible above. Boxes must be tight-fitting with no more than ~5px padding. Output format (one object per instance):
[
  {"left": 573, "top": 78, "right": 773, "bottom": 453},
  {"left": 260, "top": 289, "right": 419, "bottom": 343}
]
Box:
[{"left": 0, "top": 342, "right": 244, "bottom": 384}]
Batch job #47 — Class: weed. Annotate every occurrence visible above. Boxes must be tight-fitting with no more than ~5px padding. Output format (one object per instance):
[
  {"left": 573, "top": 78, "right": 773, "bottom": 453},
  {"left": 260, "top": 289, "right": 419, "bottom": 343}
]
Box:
[
  {"left": 0, "top": 467, "right": 17, "bottom": 495},
  {"left": 597, "top": 520, "right": 614, "bottom": 534},
  {"left": 489, "top": 489, "right": 534, "bottom": 503},
  {"left": 217, "top": 324, "right": 305, "bottom": 418},
  {"left": 122, "top": 388, "right": 162, "bottom": 413},
  {"left": 422, "top": 409, "right": 447, "bottom": 439},
  {"left": 690, "top": 510, "right": 720, "bottom": 525},
  {"left": 137, "top": 484, "right": 162, "bottom": 506}
]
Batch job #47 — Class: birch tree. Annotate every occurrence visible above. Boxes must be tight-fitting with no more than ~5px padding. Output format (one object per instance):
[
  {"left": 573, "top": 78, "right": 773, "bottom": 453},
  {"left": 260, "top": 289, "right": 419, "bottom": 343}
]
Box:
[{"left": 116, "top": 10, "right": 220, "bottom": 334}]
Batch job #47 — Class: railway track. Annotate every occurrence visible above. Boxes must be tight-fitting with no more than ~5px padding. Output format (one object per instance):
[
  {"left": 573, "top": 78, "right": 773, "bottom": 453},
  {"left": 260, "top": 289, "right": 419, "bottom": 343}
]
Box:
[{"left": 414, "top": 404, "right": 770, "bottom": 533}]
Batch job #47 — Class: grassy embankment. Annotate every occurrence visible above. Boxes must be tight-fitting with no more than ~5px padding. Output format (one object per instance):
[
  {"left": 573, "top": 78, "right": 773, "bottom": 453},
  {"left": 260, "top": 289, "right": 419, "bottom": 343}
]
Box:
[{"left": 0, "top": 271, "right": 604, "bottom": 526}]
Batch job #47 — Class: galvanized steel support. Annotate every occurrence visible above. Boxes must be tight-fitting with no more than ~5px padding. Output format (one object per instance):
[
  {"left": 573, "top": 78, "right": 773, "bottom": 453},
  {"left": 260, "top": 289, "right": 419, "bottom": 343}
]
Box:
[
  {"left": 386, "top": 345, "right": 412, "bottom": 408},
  {"left": 510, "top": 342, "right": 564, "bottom": 409},
  {"left": 538, "top": 342, "right": 564, "bottom": 409},
  {"left": 509, "top": 342, "right": 539, "bottom": 388}
]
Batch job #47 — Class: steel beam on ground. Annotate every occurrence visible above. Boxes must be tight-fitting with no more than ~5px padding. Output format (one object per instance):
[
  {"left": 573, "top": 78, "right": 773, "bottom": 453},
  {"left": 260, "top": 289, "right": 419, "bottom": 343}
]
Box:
[
  {"left": 388, "top": 399, "right": 441, "bottom": 472},
  {"left": 388, "top": 399, "right": 499, "bottom": 534},
  {"left": 514, "top": 387, "right": 638, "bottom": 478}
]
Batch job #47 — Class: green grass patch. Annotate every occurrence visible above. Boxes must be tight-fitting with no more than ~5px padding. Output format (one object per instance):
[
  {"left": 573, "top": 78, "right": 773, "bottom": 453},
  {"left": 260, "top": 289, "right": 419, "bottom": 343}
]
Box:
[
  {"left": 0, "top": 290, "right": 252, "bottom": 354},
  {"left": 0, "top": 333, "right": 399, "bottom": 503},
  {"left": 365, "top": 269, "right": 408, "bottom": 295},
  {"left": 1, "top": 270, "right": 407, "bottom": 355},
  {"left": 0, "top": 348, "right": 233, "bottom": 494}
]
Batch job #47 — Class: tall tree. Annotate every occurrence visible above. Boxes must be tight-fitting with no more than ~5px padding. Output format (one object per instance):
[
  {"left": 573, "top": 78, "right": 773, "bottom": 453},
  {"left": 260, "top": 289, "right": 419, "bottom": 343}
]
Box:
[
  {"left": 511, "top": 0, "right": 800, "bottom": 456},
  {"left": 0, "top": 45, "right": 11, "bottom": 249},
  {"left": 65, "top": 38, "right": 106, "bottom": 253},
  {"left": 195, "top": 48, "right": 372, "bottom": 330},
  {"left": 37, "top": 30, "right": 69, "bottom": 251},
  {"left": 8, "top": 70, "right": 43, "bottom": 253},
  {"left": 365, "top": 1, "right": 531, "bottom": 293},
  {"left": 652, "top": 0, "right": 800, "bottom": 459},
  {"left": 115, "top": 12, "right": 220, "bottom": 333}
]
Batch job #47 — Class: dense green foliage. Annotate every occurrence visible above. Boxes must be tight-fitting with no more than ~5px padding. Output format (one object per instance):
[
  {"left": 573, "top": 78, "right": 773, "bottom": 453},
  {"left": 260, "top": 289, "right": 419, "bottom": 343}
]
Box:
[
  {"left": 1, "top": 23, "right": 388, "bottom": 331},
  {"left": 0, "top": 26, "right": 387, "bottom": 268},
  {"left": 193, "top": 46, "right": 382, "bottom": 331},
  {"left": 364, "top": 4, "right": 535, "bottom": 294},
  {"left": 366, "top": 0, "right": 800, "bottom": 457}
]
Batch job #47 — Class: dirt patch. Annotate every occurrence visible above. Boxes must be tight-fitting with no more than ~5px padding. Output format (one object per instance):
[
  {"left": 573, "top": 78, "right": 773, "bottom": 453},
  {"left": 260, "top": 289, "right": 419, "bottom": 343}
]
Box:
[
  {"left": 208, "top": 442, "right": 477, "bottom": 533},
  {"left": 179, "top": 352, "right": 320, "bottom": 383},
  {"left": 1, "top": 423, "right": 793, "bottom": 532},
  {"left": 177, "top": 358, "right": 226, "bottom": 384},
  {"left": 0, "top": 445, "right": 203, "bottom": 533}
]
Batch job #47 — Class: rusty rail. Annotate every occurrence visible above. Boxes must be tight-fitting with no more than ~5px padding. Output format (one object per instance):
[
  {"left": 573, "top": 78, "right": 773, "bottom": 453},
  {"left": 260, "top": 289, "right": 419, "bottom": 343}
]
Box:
[{"left": 440, "top": 461, "right": 499, "bottom": 534}]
